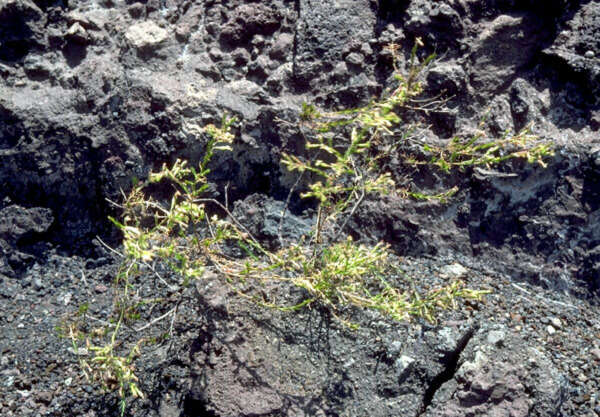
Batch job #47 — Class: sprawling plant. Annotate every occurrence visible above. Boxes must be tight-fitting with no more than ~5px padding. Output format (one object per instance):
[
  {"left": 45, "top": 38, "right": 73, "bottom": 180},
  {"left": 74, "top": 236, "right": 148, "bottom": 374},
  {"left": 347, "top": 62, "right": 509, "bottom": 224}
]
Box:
[{"left": 61, "top": 41, "right": 553, "bottom": 414}]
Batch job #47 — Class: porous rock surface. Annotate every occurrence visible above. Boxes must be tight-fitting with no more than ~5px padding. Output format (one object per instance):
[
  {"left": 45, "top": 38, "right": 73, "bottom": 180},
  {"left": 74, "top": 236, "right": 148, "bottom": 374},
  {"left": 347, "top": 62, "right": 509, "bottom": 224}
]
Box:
[{"left": 0, "top": 0, "right": 599, "bottom": 416}]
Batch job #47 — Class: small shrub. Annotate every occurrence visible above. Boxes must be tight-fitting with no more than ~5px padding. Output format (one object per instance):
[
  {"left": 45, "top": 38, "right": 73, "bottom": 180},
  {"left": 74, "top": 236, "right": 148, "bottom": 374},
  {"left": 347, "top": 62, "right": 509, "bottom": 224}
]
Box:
[{"left": 62, "top": 40, "right": 552, "bottom": 414}]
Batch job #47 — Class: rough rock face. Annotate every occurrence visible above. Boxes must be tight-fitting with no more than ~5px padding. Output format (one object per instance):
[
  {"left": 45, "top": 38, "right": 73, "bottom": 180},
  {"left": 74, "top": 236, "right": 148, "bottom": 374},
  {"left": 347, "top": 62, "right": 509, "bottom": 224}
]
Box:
[
  {"left": 424, "top": 325, "right": 566, "bottom": 417},
  {"left": 1, "top": 0, "right": 598, "bottom": 263},
  {"left": 0, "top": 0, "right": 599, "bottom": 416},
  {"left": 0, "top": 203, "right": 53, "bottom": 277},
  {"left": 187, "top": 274, "right": 565, "bottom": 417}
]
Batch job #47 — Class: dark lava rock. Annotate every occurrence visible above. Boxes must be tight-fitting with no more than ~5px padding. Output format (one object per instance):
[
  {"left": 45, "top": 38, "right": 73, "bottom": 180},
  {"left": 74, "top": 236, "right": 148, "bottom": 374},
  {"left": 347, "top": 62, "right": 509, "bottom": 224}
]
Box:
[
  {"left": 0, "top": 0, "right": 46, "bottom": 62},
  {"left": 219, "top": 3, "right": 283, "bottom": 47},
  {"left": 232, "top": 193, "right": 314, "bottom": 249},
  {"left": 0, "top": 205, "right": 53, "bottom": 276},
  {"left": 0, "top": 205, "right": 53, "bottom": 244},
  {"left": 424, "top": 325, "right": 565, "bottom": 417}
]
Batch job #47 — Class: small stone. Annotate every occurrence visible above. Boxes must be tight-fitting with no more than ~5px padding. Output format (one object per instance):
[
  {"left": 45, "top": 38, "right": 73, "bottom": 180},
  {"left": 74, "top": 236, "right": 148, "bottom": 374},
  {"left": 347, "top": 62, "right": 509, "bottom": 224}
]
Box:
[
  {"left": 585, "top": 50, "right": 595, "bottom": 59},
  {"left": 387, "top": 340, "right": 403, "bottom": 356},
  {"left": 360, "top": 42, "right": 373, "bottom": 57},
  {"left": 546, "top": 325, "right": 556, "bottom": 335},
  {"left": 209, "top": 47, "right": 223, "bottom": 61},
  {"left": 332, "top": 61, "right": 348, "bottom": 82},
  {"left": 252, "top": 34, "right": 266, "bottom": 48},
  {"left": 266, "top": 63, "right": 292, "bottom": 92},
  {"left": 125, "top": 21, "right": 168, "bottom": 51},
  {"left": 128, "top": 2, "right": 145, "bottom": 18},
  {"left": 232, "top": 48, "right": 251, "bottom": 65},
  {"left": 33, "top": 278, "right": 45, "bottom": 291},
  {"left": 591, "top": 348, "right": 600, "bottom": 361},
  {"left": 579, "top": 373, "right": 588, "bottom": 382},
  {"left": 23, "top": 55, "right": 52, "bottom": 77},
  {"left": 35, "top": 391, "right": 52, "bottom": 405},
  {"left": 550, "top": 317, "right": 562, "bottom": 329},
  {"left": 441, "top": 263, "right": 468, "bottom": 278},
  {"left": 94, "top": 284, "right": 108, "bottom": 293},
  {"left": 269, "top": 33, "right": 293, "bottom": 61},
  {"left": 511, "top": 313, "right": 522, "bottom": 322},
  {"left": 395, "top": 355, "right": 415, "bottom": 380},
  {"left": 345, "top": 52, "right": 364, "bottom": 67},
  {"left": 66, "top": 22, "right": 89, "bottom": 44},
  {"left": 64, "top": 377, "right": 72, "bottom": 386},
  {"left": 486, "top": 330, "right": 506, "bottom": 346}
]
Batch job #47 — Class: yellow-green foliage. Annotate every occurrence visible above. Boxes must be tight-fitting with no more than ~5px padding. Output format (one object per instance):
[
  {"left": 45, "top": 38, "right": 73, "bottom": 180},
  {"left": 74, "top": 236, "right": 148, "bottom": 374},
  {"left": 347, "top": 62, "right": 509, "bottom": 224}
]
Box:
[{"left": 63, "top": 41, "right": 553, "bottom": 413}]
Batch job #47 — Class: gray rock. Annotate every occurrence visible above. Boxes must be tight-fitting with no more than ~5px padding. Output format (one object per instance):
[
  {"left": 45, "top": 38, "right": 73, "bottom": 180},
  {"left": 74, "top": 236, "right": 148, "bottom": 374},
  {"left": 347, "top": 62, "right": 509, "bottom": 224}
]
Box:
[
  {"left": 0, "top": 0, "right": 45, "bottom": 61},
  {"left": 549, "top": 317, "right": 563, "bottom": 329},
  {"left": 424, "top": 325, "right": 565, "bottom": 417},
  {"left": 345, "top": 52, "right": 364, "bottom": 67},
  {"left": 404, "top": 0, "right": 463, "bottom": 46},
  {"left": 426, "top": 62, "right": 466, "bottom": 95},
  {"left": 127, "top": 3, "right": 145, "bottom": 19},
  {"left": 23, "top": 54, "right": 53, "bottom": 77},
  {"left": 219, "top": 3, "right": 282, "bottom": 46},
  {"left": 470, "top": 14, "right": 545, "bottom": 95},
  {"left": 294, "top": 0, "right": 375, "bottom": 87},
  {"left": 269, "top": 33, "right": 293, "bottom": 61},
  {"left": 440, "top": 263, "right": 468, "bottom": 278},
  {"left": 193, "top": 53, "right": 221, "bottom": 81},
  {"left": 265, "top": 63, "right": 292, "bottom": 93},
  {"left": 395, "top": 355, "right": 415, "bottom": 380},
  {"left": 332, "top": 61, "right": 349, "bottom": 82},
  {"left": 65, "top": 22, "right": 89, "bottom": 44},
  {"left": 0, "top": 205, "right": 54, "bottom": 244},
  {"left": 232, "top": 194, "right": 314, "bottom": 249},
  {"left": 486, "top": 330, "right": 506, "bottom": 346}
]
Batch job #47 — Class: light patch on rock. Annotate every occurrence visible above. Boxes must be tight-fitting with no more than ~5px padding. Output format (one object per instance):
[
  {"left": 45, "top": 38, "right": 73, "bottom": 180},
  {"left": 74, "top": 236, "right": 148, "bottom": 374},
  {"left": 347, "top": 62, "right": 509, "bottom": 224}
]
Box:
[
  {"left": 440, "top": 263, "right": 468, "bottom": 278},
  {"left": 125, "top": 21, "right": 169, "bottom": 50},
  {"left": 395, "top": 355, "right": 415, "bottom": 379},
  {"left": 486, "top": 329, "right": 506, "bottom": 346}
]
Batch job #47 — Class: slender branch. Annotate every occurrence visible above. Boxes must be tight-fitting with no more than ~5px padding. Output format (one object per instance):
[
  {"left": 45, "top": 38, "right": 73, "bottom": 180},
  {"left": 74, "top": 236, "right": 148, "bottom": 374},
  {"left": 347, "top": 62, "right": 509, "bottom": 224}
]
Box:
[
  {"left": 135, "top": 307, "right": 177, "bottom": 332},
  {"left": 96, "top": 236, "right": 124, "bottom": 259},
  {"left": 510, "top": 283, "right": 579, "bottom": 310},
  {"left": 332, "top": 189, "right": 365, "bottom": 242},
  {"left": 277, "top": 127, "right": 323, "bottom": 248}
]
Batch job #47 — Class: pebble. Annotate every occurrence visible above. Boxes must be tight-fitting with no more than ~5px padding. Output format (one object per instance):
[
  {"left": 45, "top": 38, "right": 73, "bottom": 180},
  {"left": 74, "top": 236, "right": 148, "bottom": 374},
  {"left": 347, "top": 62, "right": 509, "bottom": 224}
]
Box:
[
  {"left": 441, "top": 263, "right": 468, "bottom": 278},
  {"left": 33, "top": 278, "right": 45, "bottom": 291},
  {"left": 94, "top": 284, "right": 108, "bottom": 293},
  {"left": 395, "top": 355, "right": 415, "bottom": 378},
  {"left": 345, "top": 52, "right": 364, "bottom": 67},
  {"left": 585, "top": 50, "right": 595, "bottom": 58},
  {"left": 550, "top": 317, "right": 562, "bottom": 329},
  {"left": 591, "top": 348, "right": 600, "bottom": 361},
  {"left": 487, "top": 330, "right": 506, "bottom": 346},
  {"left": 547, "top": 325, "right": 556, "bottom": 335},
  {"left": 35, "top": 390, "right": 53, "bottom": 405},
  {"left": 387, "top": 340, "right": 403, "bottom": 356}
]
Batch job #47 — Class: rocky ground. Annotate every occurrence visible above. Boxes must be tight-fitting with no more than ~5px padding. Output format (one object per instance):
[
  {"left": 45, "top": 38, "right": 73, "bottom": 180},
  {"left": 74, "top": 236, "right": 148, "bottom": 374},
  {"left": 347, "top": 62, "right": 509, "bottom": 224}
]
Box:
[{"left": 1, "top": 0, "right": 599, "bottom": 416}]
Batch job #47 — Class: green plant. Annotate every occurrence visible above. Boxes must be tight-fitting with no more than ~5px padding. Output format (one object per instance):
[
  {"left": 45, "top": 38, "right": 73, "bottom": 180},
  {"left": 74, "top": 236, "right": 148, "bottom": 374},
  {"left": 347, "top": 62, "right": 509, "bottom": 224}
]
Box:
[
  {"left": 62, "top": 40, "right": 553, "bottom": 414},
  {"left": 61, "top": 116, "right": 237, "bottom": 415}
]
